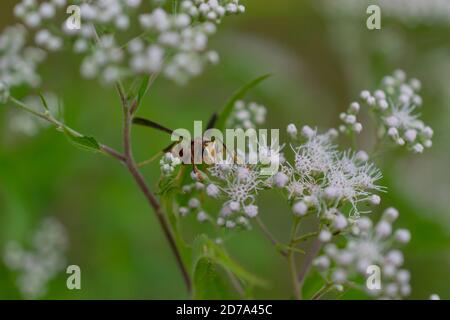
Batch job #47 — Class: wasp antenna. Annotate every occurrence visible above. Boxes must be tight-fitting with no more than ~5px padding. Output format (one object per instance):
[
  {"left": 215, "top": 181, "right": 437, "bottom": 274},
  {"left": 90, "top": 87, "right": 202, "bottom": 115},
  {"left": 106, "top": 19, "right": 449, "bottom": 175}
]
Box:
[
  {"left": 133, "top": 117, "right": 175, "bottom": 135},
  {"left": 206, "top": 112, "right": 218, "bottom": 130},
  {"left": 163, "top": 141, "right": 180, "bottom": 153}
]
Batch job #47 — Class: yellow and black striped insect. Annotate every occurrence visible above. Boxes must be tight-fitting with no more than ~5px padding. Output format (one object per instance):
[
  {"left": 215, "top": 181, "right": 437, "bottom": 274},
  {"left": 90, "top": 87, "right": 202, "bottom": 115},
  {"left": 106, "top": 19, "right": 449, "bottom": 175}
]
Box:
[{"left": 133, "top": 113, "right": 234, "bottom": 179}]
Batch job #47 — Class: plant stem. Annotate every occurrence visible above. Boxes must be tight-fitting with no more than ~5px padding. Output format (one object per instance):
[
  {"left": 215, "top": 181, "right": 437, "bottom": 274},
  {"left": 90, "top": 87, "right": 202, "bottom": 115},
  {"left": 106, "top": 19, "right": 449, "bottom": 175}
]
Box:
[
  {"left": 9, "top": 97, "right": 125, "bottom": 162},
  {"left": 255, "top": 217, "right": 288, "bottom": 257},
  {"left": 287, "top": 218, "right": 301, "bottom": 299},
  {"left": 297, "top": 237, "right": 322, "bottom": 296},
  {"left": 121, "top": 101, "right": 192, "bottom": 295},
  {"left": 10, "top": 93, "right": 192, "bottom": 294},
  {"left": 292, "top": 231, "right": 319, "bottom": 244},
  {"left": 311, "top": 282, "right": 334, "bottom": 300}
]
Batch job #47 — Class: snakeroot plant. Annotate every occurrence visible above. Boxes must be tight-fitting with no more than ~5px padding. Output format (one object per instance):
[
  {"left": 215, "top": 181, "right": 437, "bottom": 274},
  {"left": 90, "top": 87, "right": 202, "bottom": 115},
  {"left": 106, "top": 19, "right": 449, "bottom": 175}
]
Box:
[{"left": 0, "top": 1, "right": 439, "bottom": 299}]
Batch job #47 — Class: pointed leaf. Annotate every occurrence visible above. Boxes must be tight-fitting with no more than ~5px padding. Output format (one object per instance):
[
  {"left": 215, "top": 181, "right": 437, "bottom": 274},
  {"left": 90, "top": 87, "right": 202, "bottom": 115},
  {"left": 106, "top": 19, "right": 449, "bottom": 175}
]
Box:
[
  {"left": 136, "top": 75, "right": 150, "bottom": 107},
  {"left": 192, "top": 235, "right": 266, "bottom": 288},
  {"left": 64, "top": 129, "right": 101, "bottom": 153},
  {"left": 38, "top": 93, "right": 49, "bottom": 111},
  {"left": 193, "top": 258, "right": 234, "bottom": 299},
  {"left": 215, "top": 74, "right": 271, "bottom": 131}
]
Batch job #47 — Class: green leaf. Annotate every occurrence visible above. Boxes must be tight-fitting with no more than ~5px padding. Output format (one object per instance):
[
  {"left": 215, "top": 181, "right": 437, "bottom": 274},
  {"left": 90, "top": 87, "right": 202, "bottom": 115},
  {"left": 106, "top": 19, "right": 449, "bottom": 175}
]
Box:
[
  {"left": 161, "top": 195, "right": 192, "bottom": 269},
  {"left": 64, "top": 129, "right": 101, "bottom": 153},
  {"left": 193, "top": 258, "right": 233, "bottom": 299},
  {"left": 136, "top": 75, "right": 150, "bottom": 107},
  {"left": 38, "top": 93, "right": 49, "bottom": 111},
  {"left": 215, "top": 74, "right": 271, "bottom": 131},
  {"left": 192, "top": 235, "right": 266, "bottom": 296}
]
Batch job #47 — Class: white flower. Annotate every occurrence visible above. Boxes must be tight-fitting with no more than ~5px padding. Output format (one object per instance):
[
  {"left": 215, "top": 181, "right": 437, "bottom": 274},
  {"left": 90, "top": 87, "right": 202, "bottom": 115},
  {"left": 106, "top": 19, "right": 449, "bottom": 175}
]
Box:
[
  {"left": 188, "top": 198, "right": 200, "bottom": 209},
  {"left": 3, "top": 217, "right": 68, "bottom": 299},
  {"left": 197, "top": 211, "right": 209, "bottom": 222},
  {"left": 383, "top": 207, "right": 399, "bottom": 222},
  {"left": 0, "top": 25, "right": 45, "bottom": 89},
  {"left": 326, "top": 151, "right": 383, "bottom": 215},
  {"left": 229, "top": 201, "right": 240, "bottom": 211},
  {"left": 332, "top": 213, "right": 348, "bottom": 230},
  {"left": 244, "top": 205, "right": 258, "bottom": 218},
  {"left": 316, "top": 208, "right": 411, "bottom": 299},
  {"left": 273, "top": 172, "right": 289, "bottom": 188},
  {"left": 208, "top": 163, "right": 263, "bottom": 204},
  {"left": 226, "top": 100, "right": 267, "bottom": 129},
  {"left": 395, "top": 229, "right": 411, "bottom": 244},
  {"left": 376, "top": 220, "right": 392, "bottom": 238},
  {"left": 292, "top": 201, "right": 308, "bottom": 216},
  {"left": 159, "top": 152, "right": 181, "bottom": 175},
  {"left": 339, "top": 101, "right": 363, "bottom": 134},
  {"left": 369, "top": 194, "right": 381, "bottom": 205},
  {"left": 293, "top": 128, "right": 336, "bottom": 177},
  {"left": 314, "top": 255, "right": 330, "bottom": 270},
  {"left": 206, "top": 183, "right": 220, "bottom": 198},
  {"left": 287, "top": 123, "right": 298, "bottom": 139},
  {"left": 319, "top": 230, "right": 332, "bottom": 242},
  {"left": 356, "top": 70, "right": 433, "bottom": 153},
  {"left": 9, "top": 0, "right": 245, "bottom": 86}
]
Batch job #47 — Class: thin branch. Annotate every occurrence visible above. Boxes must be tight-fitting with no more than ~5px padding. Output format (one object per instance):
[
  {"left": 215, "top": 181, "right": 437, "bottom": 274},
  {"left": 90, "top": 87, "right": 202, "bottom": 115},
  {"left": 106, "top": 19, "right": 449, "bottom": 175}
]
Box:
[
  {"left": 311, "top": 282, "right": 335, "bottom": 300},
  {"left": 292, "top": 231, "right": 319, "bottom": 245},
  {"left": 121, "top": 96, "right": 192, "bottom": 294},
  {"left": 115, "top": 82, "right": 128, "bottom": 109},
  {"left": 100, "top": 144, "right": 126, "bottom": 162},
  {"left": 255, "top": 217, "right": 288, "bottom": 257},
  {"left": 9, "top": 97, "right": 125, "bottom": 162},
  {"left": 287, "top": 218, "right": 301, "bottom": 300},
  {"left": 129, "top": 71, "right": 161, "bottom": 115},
  {"left": 137, "top": 151, "right": 164, "bottom": 167},
  {"left": 297, "top": 237, "right": 322, "bottom": 294},
  {"left": 225, "top": 269, "right": 245, "bottom": 298}
]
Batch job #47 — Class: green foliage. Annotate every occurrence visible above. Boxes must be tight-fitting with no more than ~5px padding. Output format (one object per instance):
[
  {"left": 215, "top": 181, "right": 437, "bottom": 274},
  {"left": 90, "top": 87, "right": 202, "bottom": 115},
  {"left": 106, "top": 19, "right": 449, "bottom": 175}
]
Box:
[
  {"left": 63, "top": 129, "right": 101, "bottom": 153},
  {"left": 215, "top": 74, "right": 271, "bottom": 131},
  {"left": 191, "top": 235, "right": 265, "bottom": 298},
  {"left": 193, "top": 258, "right": 234, "bottom": 299},
  {"left": 38, "top": 93, "right": 49, "bottom": 111},
  {"left": 136, "top": 75, "right": 151, "bottom": 108}
]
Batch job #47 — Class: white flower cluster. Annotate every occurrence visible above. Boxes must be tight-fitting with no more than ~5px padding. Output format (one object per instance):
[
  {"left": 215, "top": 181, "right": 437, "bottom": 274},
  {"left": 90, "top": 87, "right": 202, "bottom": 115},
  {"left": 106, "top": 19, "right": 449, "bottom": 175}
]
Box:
[
  {"left": 176, "top": 122, "right": 381, "bottom": 229},
  {"left": 0, "top": 24, "right": 46, "bottom": 93},
  {"left": 14, "top": 0, "right": 67, "bottom": 29},
  {"left": 177, "top": 177, "right": 212, "bottom": 223},
  {"left": 80, "top": 35, "right": 125, "bottom": 83},
  {"left": 323, "top": 0, "right": 450, "bottom": 26},
  {"left": 3, "top": 217, "right": 69, "bottom": 299},
  {"left": 206, "top": 163, "right": 266, "bottom": 229},
  {"left": 182, "top": 0, "right": 245, "bottom": 22},
  {"left": 160, "top": 152, "right": 182, "bottom": 175},
  {"left": 283, "top": 125, "right": 383, "bottom": 217},
  {"left": 314, "top": 207, "right": 412, "bottom": 299},
  {"left": 339, "top": 102, "right": 363, "bottom": 134},
  {"left": 9, "top": 0, "right": 245, "bottom": 85},
  {"left": 359, "top": 70, "right": 433, "bottom": 153},
  {"left": 226, "top": 100, "right": 267, "bottom": 129},
  {"left": 8, "top": 92, "right": 62, "bottom": 136}
]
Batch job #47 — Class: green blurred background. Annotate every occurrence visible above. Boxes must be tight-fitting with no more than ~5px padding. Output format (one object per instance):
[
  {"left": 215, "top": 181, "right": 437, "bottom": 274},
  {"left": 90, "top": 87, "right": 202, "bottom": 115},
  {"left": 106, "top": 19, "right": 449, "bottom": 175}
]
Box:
[{"left": 0, "top": 0, "right": 449, "bottom": 299}]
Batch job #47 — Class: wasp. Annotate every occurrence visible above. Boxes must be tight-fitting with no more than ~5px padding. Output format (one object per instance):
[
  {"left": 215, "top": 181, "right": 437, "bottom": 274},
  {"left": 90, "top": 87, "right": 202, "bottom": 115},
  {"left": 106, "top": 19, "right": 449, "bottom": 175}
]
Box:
[{"left": 133, "top": 113, "right": 235, "bottom": 179}]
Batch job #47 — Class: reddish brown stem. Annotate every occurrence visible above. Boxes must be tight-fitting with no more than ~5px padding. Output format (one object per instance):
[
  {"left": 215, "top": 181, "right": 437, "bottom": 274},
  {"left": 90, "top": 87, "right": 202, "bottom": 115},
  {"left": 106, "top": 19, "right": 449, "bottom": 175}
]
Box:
[{"left": 122, "top": 105, "right": 192, "bottom": 295}]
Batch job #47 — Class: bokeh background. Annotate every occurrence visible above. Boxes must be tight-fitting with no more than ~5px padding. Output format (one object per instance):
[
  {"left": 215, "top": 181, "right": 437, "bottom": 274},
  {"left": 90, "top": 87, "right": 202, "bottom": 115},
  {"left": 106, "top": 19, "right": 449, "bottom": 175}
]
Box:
[{"left": 0, "top": 0, "right": 449, "bottom": 299}]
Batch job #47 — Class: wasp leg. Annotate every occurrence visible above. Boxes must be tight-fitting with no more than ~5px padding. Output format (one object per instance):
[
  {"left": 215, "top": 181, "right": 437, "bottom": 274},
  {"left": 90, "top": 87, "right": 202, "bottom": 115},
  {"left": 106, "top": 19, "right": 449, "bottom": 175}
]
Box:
[
  {"left": 191, "top": 152, "right": 205, "bottom": 182},
  {"left": 193, "top": 165, "right": 205, "bottom": 181}
]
